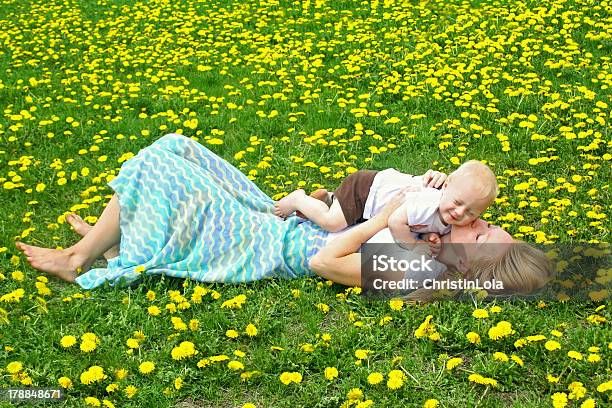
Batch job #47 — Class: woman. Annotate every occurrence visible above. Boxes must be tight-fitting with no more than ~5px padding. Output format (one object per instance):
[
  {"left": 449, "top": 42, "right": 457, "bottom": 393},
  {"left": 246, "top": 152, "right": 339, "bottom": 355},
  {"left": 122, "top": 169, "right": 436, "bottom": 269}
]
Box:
[{"left": 15, "top": 134, "right": 551, "bottom": 296}]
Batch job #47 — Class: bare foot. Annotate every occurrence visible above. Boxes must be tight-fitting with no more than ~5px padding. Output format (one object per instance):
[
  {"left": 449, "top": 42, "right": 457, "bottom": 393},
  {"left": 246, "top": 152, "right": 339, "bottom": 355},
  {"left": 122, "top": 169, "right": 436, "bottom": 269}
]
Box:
[
  {"left": 274, "top": 189, "right": 306, "bottom": 218},
  {"left": 296, "top": 189, "right": 331, "bottom": 218},
  {"left": 66, "top": 213, "right": 91, "bottom": 236},
  {"left": 66, "top": 214, "right": 119, "bottom": 260},
  {"left": 15, "top": 242, "right": 91, "bottom": 283},
  {"left": 311, "top": 189, "right": 332, "bottom": 207}
]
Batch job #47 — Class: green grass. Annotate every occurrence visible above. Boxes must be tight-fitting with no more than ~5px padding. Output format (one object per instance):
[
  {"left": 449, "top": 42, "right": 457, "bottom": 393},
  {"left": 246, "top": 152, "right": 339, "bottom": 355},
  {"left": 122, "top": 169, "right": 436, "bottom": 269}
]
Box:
[{"left": 0, "top": 0, "right": 610, "bottom": 407}]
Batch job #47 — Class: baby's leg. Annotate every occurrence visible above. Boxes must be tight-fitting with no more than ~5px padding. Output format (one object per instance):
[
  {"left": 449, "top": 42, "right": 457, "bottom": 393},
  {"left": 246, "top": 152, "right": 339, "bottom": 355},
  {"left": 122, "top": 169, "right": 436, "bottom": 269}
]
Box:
[
  {"left": 306, "top": 200, "right": 348, "bottom": 232},
  {"left": 274, "top": 189, "right": 313, "bottom": 218},
  {"left": 275, "top": 190, "right": 347, "bottom": 231},
  {"left": 275, "top": 191, "right": 347, "bottom": 232},
  {"left": 296, "top": 189, "right": 331, "bottom": 218}
]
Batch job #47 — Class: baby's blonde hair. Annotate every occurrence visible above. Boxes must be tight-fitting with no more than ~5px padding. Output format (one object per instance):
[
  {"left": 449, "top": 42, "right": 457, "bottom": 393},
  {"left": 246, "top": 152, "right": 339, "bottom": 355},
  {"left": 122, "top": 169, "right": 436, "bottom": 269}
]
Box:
[
  {"left": 404, "top": 241, "right": 553, "bottom": 302},
  {"left": 447, "top": 160, "right": 498, "bottom": 203}
]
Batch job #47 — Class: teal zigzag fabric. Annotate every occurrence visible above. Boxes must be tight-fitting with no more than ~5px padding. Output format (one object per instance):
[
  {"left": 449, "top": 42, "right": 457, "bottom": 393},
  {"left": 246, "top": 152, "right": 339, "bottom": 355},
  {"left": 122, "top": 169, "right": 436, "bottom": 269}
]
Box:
[{"left": 75, "top": 134, "right": 329, "bottom": 289}]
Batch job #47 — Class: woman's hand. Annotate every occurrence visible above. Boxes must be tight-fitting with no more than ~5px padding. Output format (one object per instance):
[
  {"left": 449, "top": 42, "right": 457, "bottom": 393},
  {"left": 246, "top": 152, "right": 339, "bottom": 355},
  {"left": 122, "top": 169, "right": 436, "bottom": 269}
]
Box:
[{"left": 422, "top": 169, "right": 447, "bottom": 189}]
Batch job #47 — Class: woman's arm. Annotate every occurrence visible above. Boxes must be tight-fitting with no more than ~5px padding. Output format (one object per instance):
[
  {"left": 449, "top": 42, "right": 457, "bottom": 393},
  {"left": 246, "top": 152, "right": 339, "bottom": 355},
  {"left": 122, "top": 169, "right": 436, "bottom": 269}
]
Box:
[
  {"left": 388, "top": 202, "right": 419, "bottom": 247},
  {"left": 309, "top": 191, "right": 406, "bottom": 286}
]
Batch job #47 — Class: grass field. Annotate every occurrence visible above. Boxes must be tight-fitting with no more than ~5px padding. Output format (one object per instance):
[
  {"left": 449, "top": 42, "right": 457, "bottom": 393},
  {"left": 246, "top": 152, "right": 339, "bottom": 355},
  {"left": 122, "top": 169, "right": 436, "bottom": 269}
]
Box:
[{"left": 0, "top": 0, "right": 610, "bottom": 407}]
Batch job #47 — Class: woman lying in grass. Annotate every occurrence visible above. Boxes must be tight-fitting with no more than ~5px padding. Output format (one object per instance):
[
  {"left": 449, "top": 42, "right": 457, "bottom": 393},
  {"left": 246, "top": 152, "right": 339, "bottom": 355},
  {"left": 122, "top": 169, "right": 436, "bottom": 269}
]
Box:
[{"left": 15, "top": 134, "right": 551, "bottom": 299}]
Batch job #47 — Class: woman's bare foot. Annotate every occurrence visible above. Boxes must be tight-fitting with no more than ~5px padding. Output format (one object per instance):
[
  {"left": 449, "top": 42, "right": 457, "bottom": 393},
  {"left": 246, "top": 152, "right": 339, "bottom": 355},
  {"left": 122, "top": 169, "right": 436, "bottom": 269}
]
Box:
[
  {"left": 65, "top": 213, "right": 91, "bottom": 236},
  {"left": 15, "top": 242, "right": 92, "bottom": 283},
  {"left": 274, "top": 189, "right": 306, "bottom": 218},
  {"left": 296, "top": 189, "right": 331, "bottom": 218},
  {"left": 66, "top": 214, "right": 119, "bottom": 260}
]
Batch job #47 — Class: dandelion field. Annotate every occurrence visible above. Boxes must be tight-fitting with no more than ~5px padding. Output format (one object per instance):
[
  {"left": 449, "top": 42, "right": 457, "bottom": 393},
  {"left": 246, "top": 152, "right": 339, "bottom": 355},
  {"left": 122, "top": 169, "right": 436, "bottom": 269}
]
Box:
[{"left": 0, "top": 0, "right": 610, "bottom": 406}]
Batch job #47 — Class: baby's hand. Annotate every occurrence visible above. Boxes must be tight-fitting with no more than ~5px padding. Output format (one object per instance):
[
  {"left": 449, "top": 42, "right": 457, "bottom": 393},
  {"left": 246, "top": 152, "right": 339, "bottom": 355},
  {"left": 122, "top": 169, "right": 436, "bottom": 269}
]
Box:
[
  {"left": 423, "top": 233, "right": 442, "bottom": 258},
  {"left": 422, "top": 169, "right": 447, "bottom": 189}
]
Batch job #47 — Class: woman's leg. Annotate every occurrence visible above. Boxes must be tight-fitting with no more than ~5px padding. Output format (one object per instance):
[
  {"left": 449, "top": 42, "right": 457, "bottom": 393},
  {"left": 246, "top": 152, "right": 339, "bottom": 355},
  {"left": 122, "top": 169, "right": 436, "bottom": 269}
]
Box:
[
  {"left": 65, "top": 213, "right": 119, "bottom": 260},
  {"left": 16, "top": 194, "right": 121, "bottom": 282}
]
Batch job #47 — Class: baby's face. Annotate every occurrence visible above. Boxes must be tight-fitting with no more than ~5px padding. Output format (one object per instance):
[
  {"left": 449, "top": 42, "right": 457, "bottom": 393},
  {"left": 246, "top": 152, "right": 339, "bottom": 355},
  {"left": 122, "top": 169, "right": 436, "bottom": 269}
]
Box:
[{"left": 439, "top": 178, "right": 492, "bottom": 226}]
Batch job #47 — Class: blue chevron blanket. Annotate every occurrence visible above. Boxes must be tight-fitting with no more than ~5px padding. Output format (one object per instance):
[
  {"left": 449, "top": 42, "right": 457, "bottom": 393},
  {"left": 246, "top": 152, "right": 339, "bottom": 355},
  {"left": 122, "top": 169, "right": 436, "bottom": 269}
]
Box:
[{"left": 75, "top": 134, "right": 329, "bottom": 289}]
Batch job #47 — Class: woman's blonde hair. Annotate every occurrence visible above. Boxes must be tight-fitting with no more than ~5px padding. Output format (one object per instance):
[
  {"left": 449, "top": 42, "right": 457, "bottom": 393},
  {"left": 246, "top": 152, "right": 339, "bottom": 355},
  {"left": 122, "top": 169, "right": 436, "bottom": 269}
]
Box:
[{"left": 404, "top": 241, "right": 553, "bottom": 302}]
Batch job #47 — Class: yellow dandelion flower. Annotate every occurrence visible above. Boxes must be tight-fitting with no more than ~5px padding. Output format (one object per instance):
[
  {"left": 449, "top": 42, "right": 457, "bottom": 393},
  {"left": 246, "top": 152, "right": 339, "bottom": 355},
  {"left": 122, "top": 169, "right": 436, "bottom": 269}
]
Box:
[
  {"left": 551, "top": 392, "right": 567, "bottom": 408},
  {"left": 60, "top": 335, "right": 77, "bottom": 348},
  {"left": 567, "top": 350, "right": 583, "bottom": 360},
  {"left": 300, "top": 343, "right": 315, "bottom": 352},
  {"left": 580, "top": 399, "right": 595, "bottom": 408},
  {"left": 102, "top": 400, "right": 115, "bottom": 408},
  {"left": 468, "top": 373, "right": 498, "bottom": 387},
  {"left": 227, "top": 360, "right": 244, "bottom": 371},
  {"left": 279, "top": 372, "right": 292, "bottom": 385},
  {"left": 587, "top": 354, "right": 600, "bottom": 363},
  {"left": 138, "top": 362, "right": 155, "bottom": 374},
  {"left": 245, "top": 324, "right": 258, "bottom": 337},
  {"left": 316, "top": 303, "right": 330, "bottom": 313},
  {"left": 58, "top": 377, "right": 73, "bottom": 389},
  {"left": 85, "top": 397, "right": 101, "bottom": 406},
  {"left": 514, "top": 338, "right": 527, "bottom": 348},
  {"left": 279, "top": 371, "right": 302, "bottom": 385},
  {"left": 324, "top": 367, "right": 338, "bottom": 381},
  {"left": 597, "top": 380, "right": 612, "bottom": 392},
  {"left": 126, "top": 338, "right": 139, "bottom": 349},
  {"left": 171, "top": 341, "right": 198, "bottom": 360},
  {"left": 488, "top": 321, "right": 515, "bottom": 340},
  {"left": 189, "top": 319, "right": 199, "bottom": 331},
  {"left": 545, "top": 340, "right": 561, "bottom": 351},
  {"left": 115, "top": 369, "right": 128, "bottom": 380},
  {"left": 11, "top": 271, "right": 24, "bottom": 281},
  {"left": 493, "top": 352, "right": 509, "bottom": 362},
  {"left": 389, "top": 298, "right": 404, "bottom": 311},
  {"left": 347, "top": 388, "right": 363, "bottom": 401},
  {"left": 387, "top": 375, "right": 404, "bottom": 390},
  {"left": 220, "top": 294, "right": 247, "bottom": 309},
  {"left": 148, "top": 306, "right": 161, "bottom": 316},
  {"left": 466, "top": 332, "right": 481, "bottom": 344},
  {"left": 414, "top": 315, "right": 435, "bottom": 338},
  {"left": 7, "top": 361, "right": 23, "bottom": 374},
  {"left": 429, "top": 332, "right": 441, "bottom": 341},
  {"left": 226, "top": 329, "right": 239, "bottom": 339},
  {"left": 367, "top": 372, "right": 384, "bottom": 384},
  {"left": 446, "top": 357, "right": 463, "bottom": 370},
  {"left": 124, "top": 385, "right": 137, "bottom": 398},
  {"left": 510, "top": 355, "right": 524, "bottom": 366}
]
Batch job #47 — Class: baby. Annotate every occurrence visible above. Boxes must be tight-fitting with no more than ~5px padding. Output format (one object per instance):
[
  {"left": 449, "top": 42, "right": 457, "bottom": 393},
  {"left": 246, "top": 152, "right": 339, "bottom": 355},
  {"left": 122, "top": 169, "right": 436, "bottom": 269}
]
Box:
[{"left": 274, "top": 161, "right": 498, "bottom": 252}]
